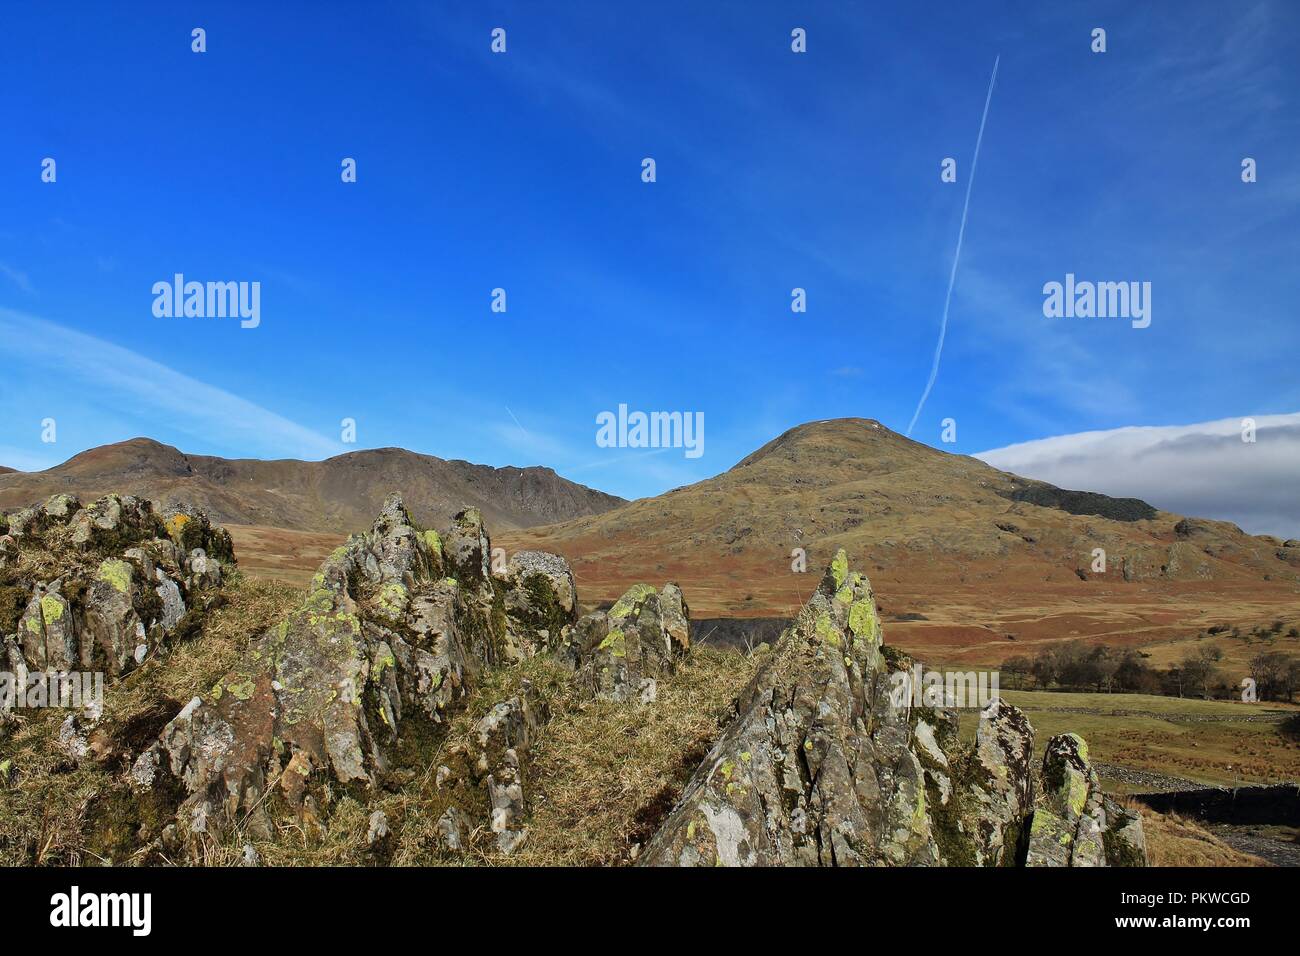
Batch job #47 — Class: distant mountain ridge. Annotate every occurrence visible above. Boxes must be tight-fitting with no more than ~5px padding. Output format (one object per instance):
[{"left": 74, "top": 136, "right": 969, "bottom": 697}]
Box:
[
  {"left": 502, "top": 418, "right": 1300, "bottom": 656},
  {"left": 0, "top": 438, "right": 625, "bottom": 534}
]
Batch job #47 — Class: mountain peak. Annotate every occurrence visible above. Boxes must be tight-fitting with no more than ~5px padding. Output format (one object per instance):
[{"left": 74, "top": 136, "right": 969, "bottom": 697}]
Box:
[
  {"left": 0, "top": 438, "right": 623, "bottom": 534},
  {"left": 730, "top": 417, "right": 936, "bottom": 476}
]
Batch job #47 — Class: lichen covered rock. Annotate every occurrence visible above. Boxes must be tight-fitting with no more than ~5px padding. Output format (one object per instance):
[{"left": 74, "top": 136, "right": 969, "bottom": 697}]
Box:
[
  {"left": 575, "top": 582, "right": 690, "bottom": 702},
  {"left": 1026, "top": 732, "right": 1147, "bottom": 867},
  {"left": 502, "top": 550, "right": 577, "bottom": 654},
  {"left": 2, "top": 495, "right": 232, "bottom": 683},
  {"left": 469, "top": 680, "right": 546, "bottom": 854},
  {"left": 132, "top": 494, "right": 573, "bottom": 852},
  {"left": 640, "top": 549, "right": 1035, "bottom": 867}
]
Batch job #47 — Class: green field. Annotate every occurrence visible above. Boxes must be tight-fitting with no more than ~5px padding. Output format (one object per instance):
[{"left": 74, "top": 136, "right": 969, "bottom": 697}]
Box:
[{"left": 961, "top": 689, "right": 1300, "bottom": 792}]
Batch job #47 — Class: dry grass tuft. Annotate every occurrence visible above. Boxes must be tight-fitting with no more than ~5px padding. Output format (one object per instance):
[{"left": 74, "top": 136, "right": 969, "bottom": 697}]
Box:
[
  {"left": 1136, "top": 804, "right": 1269, "bottom": 867},
  {"left": 505, "top": 645, "right": 760, "bottom": 866}
]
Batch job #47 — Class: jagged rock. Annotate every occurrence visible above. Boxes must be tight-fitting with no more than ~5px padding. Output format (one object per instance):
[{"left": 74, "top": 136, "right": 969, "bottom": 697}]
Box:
[
  {"left": 81, "top": 559, "right": 149, "bottom": 673},
  {"left": 56, "top": 713, "right": 92, "bottom": 762},
  {"left": 659, "top": 583, "right": 690, "bottom": 654},
  {"left": 0, "top": 534, "right": 16, "bottom": 568},
  {"left": 4, "top": 496, "right": 230, "bottom": 681},
  {"left": 5, "top": 507, "right": 42, "bottom": 539},
  {"left": 638, "top": 678, "right": 657, "bottom": 704},
  {"left": 443, "top": 507, "right": 490, "bottom": 582},
  {"left": 18, "top": 587, "right": 77, "bottom": 671},
  {"left": 367, "top": 809, "right": 390, "bottom": 846},
  {"left": 7, "top": 494, "right": 80, "bottom": 538},
  {"left": 69, "top": 495, "right": 158, "bottom": 550},
  {"left": 966, "top": 698, "right": 1036, "bottom": 863},
  {"left": 470, "top": 681, "right": 545, "bottom": 854},
  {"left": 1102, "top": 795, "right": 1148, "bottom": 867},
  {"left": 43, "top": 494, "right": 82, "bottom": 521},
  {"left": 154, "top": 577, "right": 186, "bottom": 633},
  {"left": 502, "top": 550, "right": 577, "bottom": 653},
  {"left": 436, "top": 806, "right": 471, "bottom": 852},
  {"left": 471, "top": 682, "right": 543, "bottom": 777},
  {"left": 1024, "top": 733, "right": 1148, "bottom": 867},
  {"left": 1027, "top": 733, "right": 1114, "bottom": 867},
  {"left": 132, "top": 494, "right": 570, "bottom": 852},
  {"left": 640, "top": 549, "right": 1035, "bottom": 867},
  {"left": 576, "top": 582, "right": 690, "bottom": 702},
  {"left": 161, "top": 508, "right": 234, "bottom": 564},
  {"left": 182, "top": 549, "right": 223, "bottom": 591}
]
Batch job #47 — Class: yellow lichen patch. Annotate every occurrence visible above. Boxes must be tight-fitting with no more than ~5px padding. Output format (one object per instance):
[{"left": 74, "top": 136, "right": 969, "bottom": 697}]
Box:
[
  {"left": 848, "top": 599, "right": 879, "bottom": 642},
  {"left": 814, "top": 612, "right": 841, "bottom": 648},
  {"left": 597, "top": 628, "right": 627, "bottom": 658},
  {"left": 422, "top": 529, "right": 442, "bottom": 556},
  {"left": 830, "top": 549, "right": 849, "bottom": 589},
  {"left": 39, "top": 595, "right": 65, "bottom": 624},
  {"left": 376, "top": 582, "right": 408, "bottom": 617},
  {"left": 912, "top": 785, "right": 927, "bottom": 829},
  {"left": 225, "top": 679, "right": 256, "bottom": 701},
  {"left": 96, "top": 558, "right": 133, "bottom": 595},
  {"left": 1030, "top": 808, "right": 1060, "bottom": 835},
  {"left": 165, "top": 513, "right": 192, "bottom": 539},
  {"left": 609, "top": 584, "right": 656, "bottom": 621},
  {"left": 1067, "top": 771, "right": 1088, "bottom": 816},
  {"left": 373, "top": 650, "right": 396, "bottom": 679}
]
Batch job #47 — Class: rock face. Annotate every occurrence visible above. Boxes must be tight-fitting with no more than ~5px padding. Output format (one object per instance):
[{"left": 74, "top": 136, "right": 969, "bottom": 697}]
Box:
[
  {"left": 640, "top": 550, "right": 1145, "bottom": 868},
  {"left": 1, "top": 493, "right": 231, "bottom": 688},
  {"left": 131, "top": 494, "right": 578, "bottom": 851}
]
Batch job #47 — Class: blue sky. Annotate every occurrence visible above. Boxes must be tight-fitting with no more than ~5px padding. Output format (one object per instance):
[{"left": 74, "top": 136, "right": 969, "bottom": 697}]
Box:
[{"left": 2, "top": 1, "right": 1297, "bottom": 527}]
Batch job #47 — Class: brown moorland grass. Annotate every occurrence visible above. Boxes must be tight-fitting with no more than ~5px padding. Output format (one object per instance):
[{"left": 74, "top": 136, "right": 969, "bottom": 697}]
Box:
[{"left": 1137, "top": 806, "right": 1270, "bottom": 867}]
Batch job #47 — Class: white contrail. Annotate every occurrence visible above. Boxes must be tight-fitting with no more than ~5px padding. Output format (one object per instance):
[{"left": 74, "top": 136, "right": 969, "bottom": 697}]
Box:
[
  {"left": 505, "top": 405, "right": 529, "bottom": 438},
  {"left": 906, "top": 55, "right": 999, "bottom": 438}
]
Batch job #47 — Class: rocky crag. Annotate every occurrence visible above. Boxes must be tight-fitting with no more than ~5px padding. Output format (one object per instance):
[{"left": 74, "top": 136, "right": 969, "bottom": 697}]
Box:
[
  {"left": 1, "top": 493, "right": 232, "bottom": 692},
  {"left": 2, "top": 494, "right": 1147, "bottom": 867},
  {"left": 638, "top": 552, "right": 1144, "bottom": 866}
]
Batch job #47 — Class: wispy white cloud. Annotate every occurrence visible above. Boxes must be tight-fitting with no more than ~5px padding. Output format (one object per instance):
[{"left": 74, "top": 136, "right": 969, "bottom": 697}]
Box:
[
  {"left": 977, "top": 412, "right": 1300, "bottom": 538},
  {"left": 0, "top": 307, "right": 341, "bottom": 460},
  {"left": 0, "top": 262, "right": 35, "bottom": 294}
]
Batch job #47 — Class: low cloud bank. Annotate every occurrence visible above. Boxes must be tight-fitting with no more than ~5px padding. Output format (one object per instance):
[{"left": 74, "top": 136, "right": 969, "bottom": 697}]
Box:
[{"left": 977, "top": 413, "right": 1300, "bottom": 539}]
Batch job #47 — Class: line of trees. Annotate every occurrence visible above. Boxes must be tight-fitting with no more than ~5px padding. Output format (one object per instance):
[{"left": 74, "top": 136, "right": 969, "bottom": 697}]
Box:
[{"left": 1000, "top": 641, "right": 1300, "bottom": 702}]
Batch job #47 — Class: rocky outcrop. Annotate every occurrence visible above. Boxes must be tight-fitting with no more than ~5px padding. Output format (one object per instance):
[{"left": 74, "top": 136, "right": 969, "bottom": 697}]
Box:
[
  {"left": 1026, "top": 733, "right": 1105, "bottom": 866},
  {"left": 501, "top": 550, "right": 578, "bottom": 655},
  {"left": 468, "top": 680, "right": 546, "bottom": 853},
  {"left": 1, "top": 493, "right": 231, "bottom": 688},
  {"left": 131, "top": 494, "right": 578, "bottom": 852},
  {"left": 1026, "top": 732, "right": 1147, "bottom": 867},
  {"left": 640, "top": 550, "right": 1145, "bottom": 867},
  {"left": 7, "top": 492, "right": 1150, "bottom": 868},
  {"left": 570, "top": 582, "right": 690, "bottom": 703}
]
